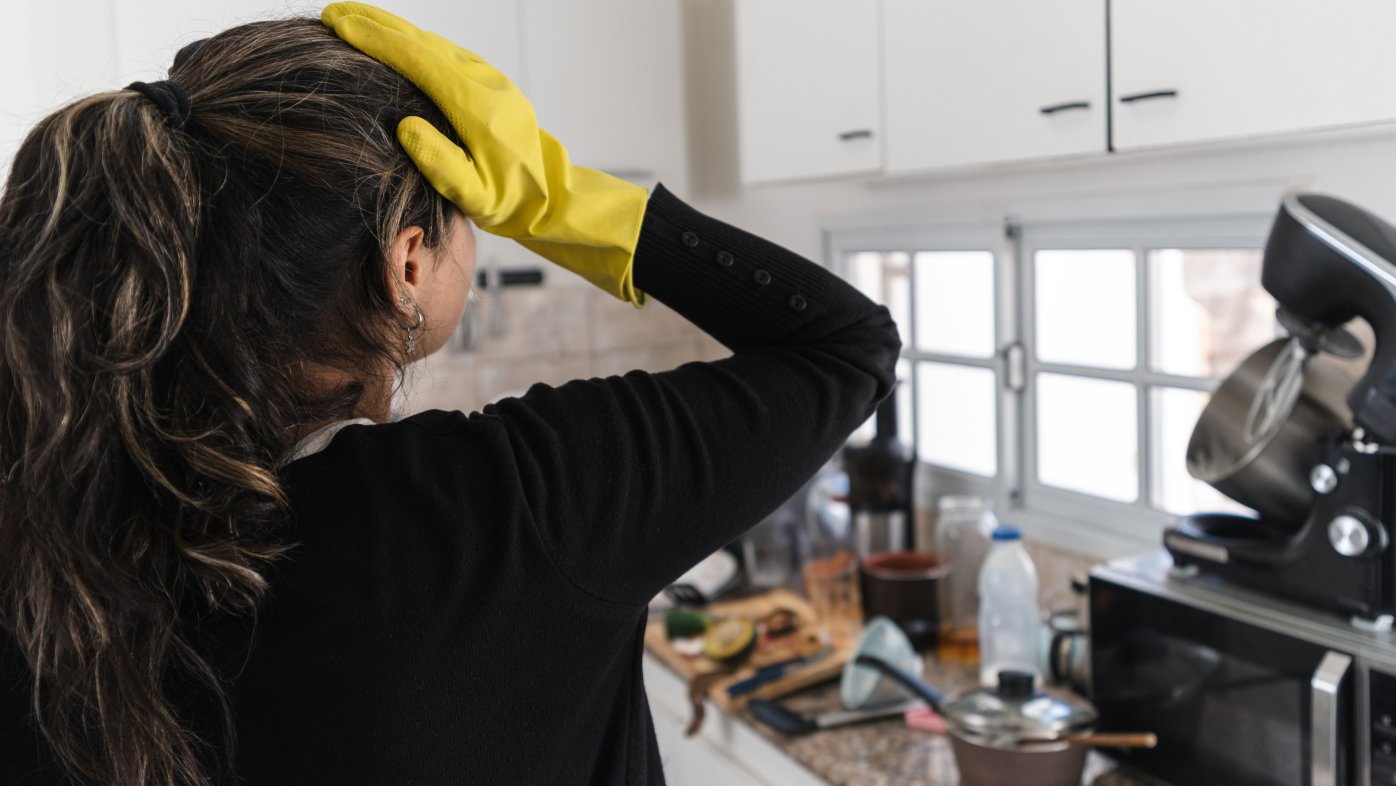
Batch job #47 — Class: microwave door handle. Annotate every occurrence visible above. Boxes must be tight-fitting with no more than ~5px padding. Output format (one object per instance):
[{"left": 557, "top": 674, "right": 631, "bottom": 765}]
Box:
[{"left": 1311, "top": 651, "right": 1352, "bottom": 786}]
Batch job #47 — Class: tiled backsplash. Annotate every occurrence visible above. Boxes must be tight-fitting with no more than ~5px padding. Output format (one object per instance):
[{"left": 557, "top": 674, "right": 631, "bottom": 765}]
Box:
[
  {"left": 403, "top": 285, "right": 1104, "bottom": 610},
  {"left": 398, "top": 285, "right": 728, "bottom": 416}
]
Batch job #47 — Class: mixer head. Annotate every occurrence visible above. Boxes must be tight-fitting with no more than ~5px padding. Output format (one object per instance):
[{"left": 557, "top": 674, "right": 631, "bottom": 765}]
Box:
[{"left": 1261, "top": 193, "right": 1396, "bottom": 443}]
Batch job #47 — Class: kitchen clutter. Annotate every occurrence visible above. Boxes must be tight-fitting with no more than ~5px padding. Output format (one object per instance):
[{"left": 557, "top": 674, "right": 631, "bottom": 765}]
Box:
[{"left": 649, "top": 375, "right": 1128, "bottom": 780}]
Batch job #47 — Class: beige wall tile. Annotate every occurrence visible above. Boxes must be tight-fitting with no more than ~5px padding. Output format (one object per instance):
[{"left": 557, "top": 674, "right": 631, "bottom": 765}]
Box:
[
  {"left": 469, "top": 287, "right": 589, "bottom": 361},
  {"left": 475, "top": 355, "right": 591, "bottom": 406},
  {"left": 586, "top": 288, "right": 703, "bottom": 351},
  {"left": 692, "top": 333, "right": 731, "bottom": 361},
  {"left": 1025, "top": 540, "right": 1100, "bottom": 613},
  {"left": 588, "top": 346, "right": 697, "bottom": 379},
  {"left": 401, "top": 353, "right": 477, "bottom": 415}
]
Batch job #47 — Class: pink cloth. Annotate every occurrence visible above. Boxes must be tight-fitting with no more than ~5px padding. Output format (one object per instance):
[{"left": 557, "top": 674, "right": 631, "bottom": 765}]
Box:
[{"left": 904, "top": 705, "right": 948, "bottom": 734}]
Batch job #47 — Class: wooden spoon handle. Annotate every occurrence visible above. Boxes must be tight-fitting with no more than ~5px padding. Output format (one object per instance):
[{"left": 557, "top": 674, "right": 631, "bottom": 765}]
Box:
[{"left": 1061, "top": 732, "right": 1158, "bottom": 748}]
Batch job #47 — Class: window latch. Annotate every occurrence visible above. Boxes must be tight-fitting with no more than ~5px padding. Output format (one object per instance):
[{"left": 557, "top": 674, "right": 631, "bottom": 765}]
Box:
[{"left": 1002, "top": 343, "right": 1026, "bottom": 393}]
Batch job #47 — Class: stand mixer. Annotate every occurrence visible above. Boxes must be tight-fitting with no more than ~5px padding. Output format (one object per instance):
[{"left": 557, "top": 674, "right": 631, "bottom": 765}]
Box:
[{"left": 1164, "top": 192, "right": 1396, "bottom": 628}]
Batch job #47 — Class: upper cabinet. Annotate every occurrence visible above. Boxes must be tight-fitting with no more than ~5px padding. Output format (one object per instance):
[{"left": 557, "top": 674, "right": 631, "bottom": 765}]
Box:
[
  {"left": 883, "top": 0, "right": 1105, "bottom": 172},
  {"left": 519, "top": 0, "right": 687, "bottom": 189},
  {"left": 728, "top": 0, "right": 1396, "bottom": 185},
  {"left": 1110, "top": 0, "right": 1396, "bottom": 151},
  {"left": 103, "top": 0, "right": 682, "bottom": 190},
  {"left": 2, "top": 2, "right": 119, "bottom": 167},
  {"left": 111, "top": 0, "right": 521, "bottom": 86},
  {"left": 734, "top": 0, "right": 882, "bottom": 186}
]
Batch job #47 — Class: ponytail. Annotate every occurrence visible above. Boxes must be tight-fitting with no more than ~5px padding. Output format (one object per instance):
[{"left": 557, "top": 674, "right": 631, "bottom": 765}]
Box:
[
  {"left": 0, "top": 17, "right": 458, "bottom": 786},
  {"left": 0, "top": 88, "right": 285, "bottom": 786}
]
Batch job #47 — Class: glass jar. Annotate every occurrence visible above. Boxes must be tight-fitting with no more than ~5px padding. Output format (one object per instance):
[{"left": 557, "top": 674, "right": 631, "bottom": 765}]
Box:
[
  {"left": 934, "top": 495, "right": 997, "bottom": 664},
  {"left": 800, "top": 467, "right": 862, "bottom": 647}
]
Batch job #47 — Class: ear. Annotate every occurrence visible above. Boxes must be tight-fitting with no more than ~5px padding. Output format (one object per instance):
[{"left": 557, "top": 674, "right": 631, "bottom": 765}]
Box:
[{"left": 387, "top": 226, "right": 428, "bottom": 304}]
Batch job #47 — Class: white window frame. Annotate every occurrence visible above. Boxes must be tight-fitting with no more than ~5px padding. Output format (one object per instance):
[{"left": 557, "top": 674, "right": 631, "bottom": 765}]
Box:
[{"left": 826, "top": 212, "right": 1274, "bottom": 559}]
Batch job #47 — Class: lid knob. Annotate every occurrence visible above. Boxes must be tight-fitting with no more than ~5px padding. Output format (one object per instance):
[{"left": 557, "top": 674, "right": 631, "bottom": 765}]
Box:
[{"left": 996, "top": 670, "right": 1035, "bottom": 700}]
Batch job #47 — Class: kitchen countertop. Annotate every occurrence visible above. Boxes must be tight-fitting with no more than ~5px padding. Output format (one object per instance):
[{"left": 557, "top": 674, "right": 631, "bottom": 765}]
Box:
[{"left": 646, "top": 641, "right": 1153, "bottom": 786}]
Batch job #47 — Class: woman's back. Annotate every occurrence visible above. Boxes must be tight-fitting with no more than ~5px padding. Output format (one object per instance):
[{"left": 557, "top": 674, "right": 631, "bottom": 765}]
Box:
[{"left": 0, "top": 9, "right": 899, "bottom": 784}]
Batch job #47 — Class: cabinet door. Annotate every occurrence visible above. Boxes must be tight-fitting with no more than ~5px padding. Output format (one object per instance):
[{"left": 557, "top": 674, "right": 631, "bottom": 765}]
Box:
[
  {"left": 883, "top": 0, "right": 1105, "bottom": 172},
  {"left": 518, "top": 0, "right": 686, "bottom": 189},
  {"left": 735, "top": 0, "right": 882, "bottom": 185},
  {"left": 2, "top": 1, "right": 118, "bottom": 171},
  {"left": 112, "top": 0, "right": 519, "bottom": 88},
  {"left": 1111, "top": 0, "right": 1396, "bottom": 151}
]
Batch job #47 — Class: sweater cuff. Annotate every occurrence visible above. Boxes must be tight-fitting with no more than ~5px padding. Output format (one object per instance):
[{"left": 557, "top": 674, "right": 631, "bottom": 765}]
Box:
[{"left": 631, "top": 183, "right": 833, "bottom": 348}]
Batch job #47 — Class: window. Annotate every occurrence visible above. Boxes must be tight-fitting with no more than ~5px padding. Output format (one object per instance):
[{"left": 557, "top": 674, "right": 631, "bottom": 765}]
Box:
[{"left": 833, "top": 215, "right": 1277, "bottom": 552}]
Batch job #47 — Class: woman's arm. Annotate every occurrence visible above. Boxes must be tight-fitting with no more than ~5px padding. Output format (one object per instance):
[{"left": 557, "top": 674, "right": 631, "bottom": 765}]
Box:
[{"left": 486, "top": 183, "right": 901, "bottom": 608}]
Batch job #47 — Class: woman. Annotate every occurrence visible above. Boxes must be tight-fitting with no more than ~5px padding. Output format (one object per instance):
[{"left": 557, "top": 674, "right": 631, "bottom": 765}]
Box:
[{"left": 0, "top": 5, "right": 900, "bottom": 785}]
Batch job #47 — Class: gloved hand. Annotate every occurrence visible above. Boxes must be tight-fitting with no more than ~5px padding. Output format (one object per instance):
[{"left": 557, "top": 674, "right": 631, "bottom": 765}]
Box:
[{"left": 321, "top": 2, "right": 650, "bottom": 307}]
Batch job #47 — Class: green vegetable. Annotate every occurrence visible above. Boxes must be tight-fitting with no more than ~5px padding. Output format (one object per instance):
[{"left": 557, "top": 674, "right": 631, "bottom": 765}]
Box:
[{"left": 665, "top": 609, "right": 710, "bottom": 640}]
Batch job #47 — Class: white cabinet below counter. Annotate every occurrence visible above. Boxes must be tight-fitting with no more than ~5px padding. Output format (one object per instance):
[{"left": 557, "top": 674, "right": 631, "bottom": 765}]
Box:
[
  {"left": 644, "top": 652, "right": 829, "bottom": 786},
  {"left": 1110, "top": 0, "right": 1396, "bottom": 151}
]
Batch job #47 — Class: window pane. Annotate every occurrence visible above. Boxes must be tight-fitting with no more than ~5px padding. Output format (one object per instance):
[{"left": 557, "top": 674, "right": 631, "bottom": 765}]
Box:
[
  {"left": 1147, "top": 249, "right": 1274, "bottom": 377},
  {"left": 1150, "top": 386, "right": 1255, "bottom": 516},
  {"left": 1035, "top": 249, "right": 1137, "bottom": 369},
  {"left": 848, "top": 251, "right": 911, "bottom": 345},
  {"left": 913, "top": 251, "right": 995, "bottom": 358},
  {"left": 896, "top": 358, "right": 914, "bottom": 448},
  {"left": 916, "top": 362, "right": 997, "bottom": 476},
  {"left": 1037, "top": 373, "right": 1137, "bottom": 502}
]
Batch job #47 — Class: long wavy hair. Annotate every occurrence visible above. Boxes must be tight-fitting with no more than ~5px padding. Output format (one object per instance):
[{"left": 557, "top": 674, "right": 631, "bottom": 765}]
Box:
[{"left": 0, "top": 17, "right": 459, "bottom": 786}]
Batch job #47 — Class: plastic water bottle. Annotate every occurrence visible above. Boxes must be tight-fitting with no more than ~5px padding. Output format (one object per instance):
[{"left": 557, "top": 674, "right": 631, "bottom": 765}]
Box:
[{"left": 977, "top": 526, "right": 1041, "bottom": 686}]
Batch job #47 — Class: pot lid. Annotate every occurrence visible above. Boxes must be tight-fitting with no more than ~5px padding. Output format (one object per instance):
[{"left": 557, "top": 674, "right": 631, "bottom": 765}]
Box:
[{"left": 941, "top": 670, "right": 1097, "bottom": 740}]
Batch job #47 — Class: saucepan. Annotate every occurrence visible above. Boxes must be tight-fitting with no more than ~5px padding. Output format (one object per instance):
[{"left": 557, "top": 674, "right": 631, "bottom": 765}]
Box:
[{"left": 852, "top": 656, "right": 1152, "bottom": 786}]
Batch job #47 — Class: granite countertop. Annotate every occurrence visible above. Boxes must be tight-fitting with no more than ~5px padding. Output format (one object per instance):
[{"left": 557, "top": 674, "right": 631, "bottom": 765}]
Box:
[{"left": 653, "top": 645, "right": 1151, "bottom": 786}]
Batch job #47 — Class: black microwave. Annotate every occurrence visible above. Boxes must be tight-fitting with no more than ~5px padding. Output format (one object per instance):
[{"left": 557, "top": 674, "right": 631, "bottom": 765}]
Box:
[{"left": 1090, "top": 552, "right": 1396, "bottom": 786}]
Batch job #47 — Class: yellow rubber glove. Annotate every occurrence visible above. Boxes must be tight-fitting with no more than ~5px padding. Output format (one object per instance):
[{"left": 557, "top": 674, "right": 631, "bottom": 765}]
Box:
[{"left": 321, "top": 2, "right": 649, "bottom": 307}]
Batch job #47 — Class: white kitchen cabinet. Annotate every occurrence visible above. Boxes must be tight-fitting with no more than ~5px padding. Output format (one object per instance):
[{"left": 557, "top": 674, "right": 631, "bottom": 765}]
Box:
[
  {"left": 518, "top": 0, "right": 687, "bottom": 190},
  {"left": 882, "top": 0, "right": 1105, "bottom": 172},
  {"left": 734, "top": 0, "right": 883, "bottom": 185},
  {"left": 1111, "top": 0, "right": 1396, "bottom": 151},
  {"left": 111, "top": 0, "right": 520, "bottom": 87},
  {"left": 0, "top": 1, "right": 118, "bottom": 175}
]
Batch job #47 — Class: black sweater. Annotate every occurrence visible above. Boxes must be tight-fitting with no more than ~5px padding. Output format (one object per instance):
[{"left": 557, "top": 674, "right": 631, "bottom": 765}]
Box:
[{"left": 0, "top": 183, "right": 901, "bottom": 785}]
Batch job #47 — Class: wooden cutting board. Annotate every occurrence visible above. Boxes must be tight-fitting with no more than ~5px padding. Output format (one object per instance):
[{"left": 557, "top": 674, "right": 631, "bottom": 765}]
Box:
[{"left": 644, "top": 588, "right": 857, "bottom": 713}]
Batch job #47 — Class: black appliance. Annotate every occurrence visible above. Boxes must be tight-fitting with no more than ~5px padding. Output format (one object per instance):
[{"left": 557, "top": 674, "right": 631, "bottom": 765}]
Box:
[
  {"left": 842, "top": 385, "right": 915, "bottom": 555},
  {"left": 1091, "top": 552, "right": 1396, "bottom": 786},
  {"left": 1164, "top": 193, "right": 1396, "bottom": 627}
]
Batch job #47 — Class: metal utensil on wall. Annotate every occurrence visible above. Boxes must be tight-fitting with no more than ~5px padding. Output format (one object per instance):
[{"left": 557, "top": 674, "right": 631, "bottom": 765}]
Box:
[{"left": 450, "top": 288, "right": 481, "bottom": 353}]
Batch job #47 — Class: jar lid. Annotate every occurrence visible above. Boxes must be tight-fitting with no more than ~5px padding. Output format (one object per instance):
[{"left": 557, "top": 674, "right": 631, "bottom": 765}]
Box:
[{"left": 941, "top": 670, "right": 1097, "bottom": 744}]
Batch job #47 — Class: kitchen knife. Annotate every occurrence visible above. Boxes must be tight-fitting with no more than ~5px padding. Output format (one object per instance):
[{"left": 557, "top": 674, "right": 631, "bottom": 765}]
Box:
[
  {"left": 724, "top": 646, "right": 835, "bottom": 699},
  {"left": 747, "top": 698, "right": 920, "bottom": 735}
]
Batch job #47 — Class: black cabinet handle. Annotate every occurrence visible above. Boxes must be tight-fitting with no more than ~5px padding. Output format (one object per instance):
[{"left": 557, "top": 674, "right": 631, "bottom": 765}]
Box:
[
  {"left": 1039, "top": 101, "right": 1091, "bottom": 115},
  {"left": 838, "top": 129, "right": 874, "bottom": 141},
  {"left": 1119, "top": 89, "right": 1179, "bottom": 103}
]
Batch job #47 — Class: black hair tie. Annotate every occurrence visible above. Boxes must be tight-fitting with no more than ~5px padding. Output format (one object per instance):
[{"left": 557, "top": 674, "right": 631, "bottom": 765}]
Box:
[{"left": 125, "top": 80, "right": 192, "bottom": 131}]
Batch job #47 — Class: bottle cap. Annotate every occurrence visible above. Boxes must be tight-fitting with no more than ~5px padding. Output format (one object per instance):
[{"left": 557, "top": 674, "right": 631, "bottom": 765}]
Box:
[{"left": 990, "top": 526, "right": 1022, "bottom": 542}]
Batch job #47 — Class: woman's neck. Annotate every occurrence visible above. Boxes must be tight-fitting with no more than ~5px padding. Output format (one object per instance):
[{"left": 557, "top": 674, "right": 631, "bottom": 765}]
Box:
[{"left": 293, "top": 364, "right": 395, "bottom": 443}]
